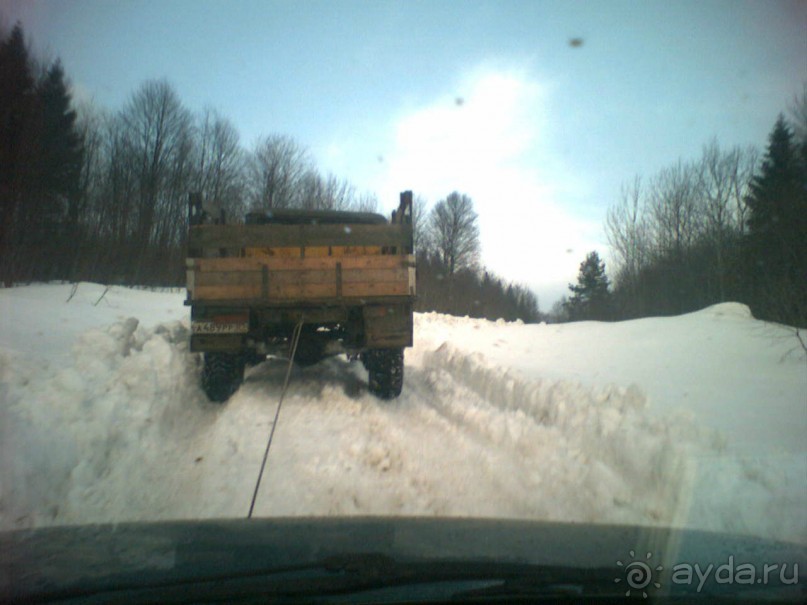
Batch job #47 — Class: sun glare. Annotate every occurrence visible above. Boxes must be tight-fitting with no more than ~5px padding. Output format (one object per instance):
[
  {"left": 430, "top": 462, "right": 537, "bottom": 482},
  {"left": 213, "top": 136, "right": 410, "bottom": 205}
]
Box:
[{"left": 378, "top": 68, "right": 603, "bottom": 305}]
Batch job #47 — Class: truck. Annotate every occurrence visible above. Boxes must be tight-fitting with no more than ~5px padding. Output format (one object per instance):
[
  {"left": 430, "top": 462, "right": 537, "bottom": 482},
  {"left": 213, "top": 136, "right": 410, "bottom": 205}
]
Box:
[{"left": 185, "top": 191, "right": 415, "bottom": 402}]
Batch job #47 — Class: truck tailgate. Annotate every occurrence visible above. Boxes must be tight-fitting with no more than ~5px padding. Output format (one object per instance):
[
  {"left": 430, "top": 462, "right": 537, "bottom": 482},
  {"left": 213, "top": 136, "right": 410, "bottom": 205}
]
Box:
[{"left": 186, "top": 255, "right": 416, "bottom": 303}]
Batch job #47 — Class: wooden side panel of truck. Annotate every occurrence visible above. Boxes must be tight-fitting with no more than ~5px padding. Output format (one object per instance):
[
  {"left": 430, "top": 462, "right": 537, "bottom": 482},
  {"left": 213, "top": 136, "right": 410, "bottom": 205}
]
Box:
[{"left": 186, "top": 191, "right": 415, "bottom": 401}]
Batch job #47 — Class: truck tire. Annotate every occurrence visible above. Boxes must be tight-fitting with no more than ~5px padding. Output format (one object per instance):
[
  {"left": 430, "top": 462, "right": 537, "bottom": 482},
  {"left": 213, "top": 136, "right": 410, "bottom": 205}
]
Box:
[
  {"left": 201, "top": 352, "right": 245, "bottom": 403},
  {"left": 365, "top": 348, "right": 404, "bottom": 399},
  {"left": 293, "top": 327, "right": 326, "bottom": 367}
]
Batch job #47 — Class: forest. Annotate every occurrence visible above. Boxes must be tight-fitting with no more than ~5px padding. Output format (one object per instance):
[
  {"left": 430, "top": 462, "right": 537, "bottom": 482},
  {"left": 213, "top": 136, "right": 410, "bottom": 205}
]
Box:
[
  {"left": 562, "top": 100, "right": 806, "bottom": 329},
  {"left": 0, "top": 23, "right": 539, "bottom": 323},
  {"left": 2, "top": 22, "right": 804, "bottom": 327}
]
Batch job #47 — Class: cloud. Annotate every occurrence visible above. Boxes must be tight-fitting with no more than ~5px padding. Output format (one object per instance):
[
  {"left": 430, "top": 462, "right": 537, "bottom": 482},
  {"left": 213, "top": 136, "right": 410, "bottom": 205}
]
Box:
[
  {"left": 69, "top": 80, "right": 97, "bottom": 107},
  {"left": 375, "top": 66, "right": 603, "bottom": 308},
  {"left": 389, "top": 71, "right": 539, "bottom": 188}
]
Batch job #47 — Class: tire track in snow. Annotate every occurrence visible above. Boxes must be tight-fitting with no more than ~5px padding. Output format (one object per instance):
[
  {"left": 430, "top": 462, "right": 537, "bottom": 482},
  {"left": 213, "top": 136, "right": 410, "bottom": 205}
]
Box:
[
  {"left": 3, "top": 318, "right": 803, "bottom": 544},
  {"left": 227, "top": 343, "right": 703, "bottom": 527},
  {"left": 414, "top": 343, "right": 704, "bottom": 526}
]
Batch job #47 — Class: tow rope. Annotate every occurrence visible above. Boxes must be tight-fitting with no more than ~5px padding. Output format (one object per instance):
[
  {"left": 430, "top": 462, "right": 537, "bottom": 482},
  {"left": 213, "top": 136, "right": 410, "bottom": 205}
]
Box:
[{"left": 248, "top": 318, "right": 304, "bottom": 519}]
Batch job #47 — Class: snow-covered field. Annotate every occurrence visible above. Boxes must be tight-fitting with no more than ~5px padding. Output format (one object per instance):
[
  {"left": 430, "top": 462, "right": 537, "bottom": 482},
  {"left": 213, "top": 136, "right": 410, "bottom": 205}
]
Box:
[{"left": 1, "top": 283, "right": 805, "bottom": 544}]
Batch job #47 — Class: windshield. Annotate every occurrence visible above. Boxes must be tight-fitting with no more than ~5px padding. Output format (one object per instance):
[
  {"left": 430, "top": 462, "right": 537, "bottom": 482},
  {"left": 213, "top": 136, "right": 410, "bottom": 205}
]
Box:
[{"left": 1, "top": 0, "right": 805, "bottom": 600}]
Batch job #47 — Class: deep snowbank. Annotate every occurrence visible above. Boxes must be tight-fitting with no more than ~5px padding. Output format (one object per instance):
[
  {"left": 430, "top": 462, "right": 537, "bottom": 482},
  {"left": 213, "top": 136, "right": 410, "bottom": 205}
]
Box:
[
  {"left": 0, "top": 284, "right": 804, "bottom": 544},
  {"left": 414, "top": 305, "right": 807, "bottom": 454},
  {"left": 1, "top": 317, "right": 202, "bottom": 527}
]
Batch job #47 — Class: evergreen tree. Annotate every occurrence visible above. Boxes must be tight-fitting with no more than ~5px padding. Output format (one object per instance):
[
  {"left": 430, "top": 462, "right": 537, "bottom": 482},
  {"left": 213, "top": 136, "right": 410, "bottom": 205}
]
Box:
[
  {"left": 32, "top": 60, "right": 84, "bottom": 278},
  {"left": 0, "top": 24, "right": 37, "bottom": 284},
  {"left": 38, "top": 61, "right": 83, "bottom": 212},
  {"left": 0, "top": 26, "right": 84, "bottom": 281},
  {"left": 744, "top": 115, "right": 807, "bottom": 325},
  {"left": 46, "top": 62, "right": 84, "bottom": 271},
  {"left": 565, "top": 251, "right": 612, "bottom": 320}
]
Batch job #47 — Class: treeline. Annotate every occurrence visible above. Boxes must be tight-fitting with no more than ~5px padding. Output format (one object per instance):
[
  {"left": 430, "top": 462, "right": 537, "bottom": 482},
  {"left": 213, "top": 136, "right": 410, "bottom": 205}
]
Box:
[
  {"left": 1, "top": 26, "right": 82, "bottom": 285},
  {"left": 414, "top": 192, "right": 541, "bottom": 322},
  {"left": 603, "top": 95, "right": 807, "bottom": 327},
  {"left": 0, "top": 24, "right": 382, "bottom": 286},
  {"left": 0, "top": 23, "right": 541, "bottom": 322}
]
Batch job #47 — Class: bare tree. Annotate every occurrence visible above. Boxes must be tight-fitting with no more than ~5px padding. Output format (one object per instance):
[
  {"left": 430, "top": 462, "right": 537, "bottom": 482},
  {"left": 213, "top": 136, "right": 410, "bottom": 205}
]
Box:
[
  {"left": 647, "top": 160, "right": 703, "bottom": 260},
  {"left": 549, "top": 296, "right": 570, "bottom": 323},
  {"left": 74, "top": 102, "right": 105, "bottom": 218},
  {"left": 605, "top": 175, "right": 649, "bottom": 291},
  {"left": 411, "top": 194, "right": 428, "bottom": 252},
  {"left": 195, "top": 108, "right": 245, "bottom": 220},
  {"left": 105, "top": 114, "right": 139, "bottom": 247},
  {"left": 696, "top": 140, "right": 756, "bottom": 299},
  {"left": 120, "top": 80, "right": 192, "bottom": 243},
  {"left": 114, "top": 79, "right": 193, "bottom": 281},
  {"left": 353, "top": 191, "right": 379, "bottom": 213},
  {"left": 789, "top": 82, "right": 807, "bottom": 143},
  {"left": 732, "top": 146, "right": 757, "bottom": 233},
  {"left": 698, "top": 141, "right": 735, "bottom": 300},
  {"left": 320, "top": 173, "right": 354, "bottom": 210},
  {"left": 296, "top": 168, "right": 324, "bottom": 210},
  {"left": 605, "top": 142, "right": 759, "bottom": 318},
  {"left": 427, "top": 191, "right": 480, "bottom": 276},
  {"left": 69, "top": 100, "right": 106, "bottom": 277},
  {"left": 248, "top": 134, "right": 310, "bottom": 210},
  {"left": 293, "top": 171, "right": 359, "bottom": 211}
]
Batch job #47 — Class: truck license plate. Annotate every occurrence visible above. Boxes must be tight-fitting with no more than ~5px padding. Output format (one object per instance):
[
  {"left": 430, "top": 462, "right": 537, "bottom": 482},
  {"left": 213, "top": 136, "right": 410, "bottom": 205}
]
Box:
[{"left": 192, "top": 321, "right": 248, "bottom": 334}]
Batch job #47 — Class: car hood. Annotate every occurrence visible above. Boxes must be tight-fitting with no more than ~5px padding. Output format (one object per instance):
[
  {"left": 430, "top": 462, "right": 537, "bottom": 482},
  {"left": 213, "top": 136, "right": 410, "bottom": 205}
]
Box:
[{"left": 2, "top": 517, "right": 804, "bottom": 602}]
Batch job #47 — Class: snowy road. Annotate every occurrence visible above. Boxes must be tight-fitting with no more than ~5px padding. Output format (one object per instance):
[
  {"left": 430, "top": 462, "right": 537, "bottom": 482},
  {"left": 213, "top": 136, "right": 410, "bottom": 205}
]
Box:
[{"left": 1, "top": 283, "right": 805, "bottom": 544}]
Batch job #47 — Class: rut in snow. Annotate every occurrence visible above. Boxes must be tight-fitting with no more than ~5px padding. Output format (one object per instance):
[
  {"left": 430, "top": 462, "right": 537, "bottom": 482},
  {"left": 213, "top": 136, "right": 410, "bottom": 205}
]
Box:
[{"left": 2, "top": 316, "right": 801, "bottom": 545}]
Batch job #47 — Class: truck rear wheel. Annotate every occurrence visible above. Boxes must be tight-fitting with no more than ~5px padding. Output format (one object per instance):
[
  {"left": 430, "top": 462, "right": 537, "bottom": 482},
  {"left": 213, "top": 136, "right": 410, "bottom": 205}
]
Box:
[
  {"left": 201, "top": 352, "right": 245, "bottom": 403},
  {"left": 365, "top": 348, "right": 404, "bottom": 399}
]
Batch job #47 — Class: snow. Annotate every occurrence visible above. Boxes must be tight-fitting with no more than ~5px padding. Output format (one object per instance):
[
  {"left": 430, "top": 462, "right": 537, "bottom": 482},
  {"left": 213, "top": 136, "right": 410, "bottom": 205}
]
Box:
[
  {"left": 414, "top": 304, "right": 806, "bottom": 455},
  {"left": 1, "top": 283, "right": 805, "bottom": 544}
]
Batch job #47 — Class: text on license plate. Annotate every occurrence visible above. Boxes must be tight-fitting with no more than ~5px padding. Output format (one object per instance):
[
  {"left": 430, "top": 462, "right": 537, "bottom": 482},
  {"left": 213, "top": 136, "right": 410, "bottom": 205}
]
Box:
[{"left": 192, "top": 321, "right": 249, "bottom": 334}]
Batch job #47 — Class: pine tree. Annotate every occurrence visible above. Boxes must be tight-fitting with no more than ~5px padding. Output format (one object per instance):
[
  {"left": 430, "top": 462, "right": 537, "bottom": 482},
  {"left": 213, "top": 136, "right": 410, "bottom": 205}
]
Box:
[
  {"left": 744, "top": 115, "right": 807, "bottom": 325},
  {"left": 0, "top": 26, "right": 84, "bottom": 281},
  {"left": 36, "top": 60, "right": 84, "bottom": 277},
  {"left": 38, "top": 61, "right": 83, "bottom": 206},
  {"left": 746, "top": 116, "right": 800, "bottom": 258},
  {"left": 565, "top": 251, "right": 612, "bottom": 321},
  {"left": 0, "top": 24, "right": 37, "bottom": 284}
]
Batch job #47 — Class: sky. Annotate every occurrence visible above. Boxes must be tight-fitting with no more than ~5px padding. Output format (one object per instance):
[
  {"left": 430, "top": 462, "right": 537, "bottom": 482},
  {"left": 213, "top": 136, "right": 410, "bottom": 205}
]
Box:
[{"left": 4, "top": 0, "right": 806, "bottom": 308}]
